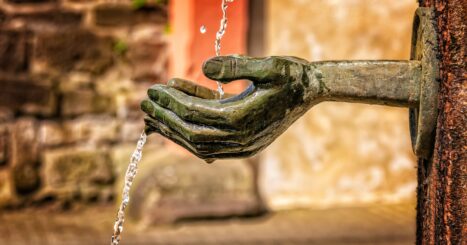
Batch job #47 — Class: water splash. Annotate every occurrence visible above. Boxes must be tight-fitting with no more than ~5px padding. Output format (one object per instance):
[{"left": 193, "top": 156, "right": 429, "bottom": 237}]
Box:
[
  {"left": 200, "top": 25, "right": 207, "bottom": 34},
  {"left": 111, "top": 131, "right": 147, "bottom": 245},
  {"left": 213, "top": 0, "right": 234, "bottom": 98}
]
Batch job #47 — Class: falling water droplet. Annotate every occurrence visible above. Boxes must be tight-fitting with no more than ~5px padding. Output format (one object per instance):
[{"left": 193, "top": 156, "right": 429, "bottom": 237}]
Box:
[
  {"left": 111, "top": 131, "right": 147, "bottom": 245},
  {"left": 200, "top": 25, "right": 207, "bottom": 34}
]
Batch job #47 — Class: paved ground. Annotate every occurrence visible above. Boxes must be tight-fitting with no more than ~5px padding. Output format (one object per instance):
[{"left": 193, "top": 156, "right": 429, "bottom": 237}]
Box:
[{"left": 0, "top": 203, "right": 415, "bottom": 245}]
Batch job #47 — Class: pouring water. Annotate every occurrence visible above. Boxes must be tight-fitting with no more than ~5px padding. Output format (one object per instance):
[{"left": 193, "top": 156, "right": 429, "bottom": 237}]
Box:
[{"left": 110, "top": 1, "right": 234, "bottom": 244}]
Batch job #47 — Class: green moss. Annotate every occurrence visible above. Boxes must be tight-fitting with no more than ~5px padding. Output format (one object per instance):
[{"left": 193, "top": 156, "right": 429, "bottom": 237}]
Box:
[
  {"left": 132, "top": 0, "right": 168, "bottom": 9},
  {"left": 164, "top": 23, "right": 171, "bottom": 34},
  {"left": 132, "top": 0, "right": 147, "bottom": 9},
  {"left": 113, "top": 40, "right": 128, "bottom": 56}
]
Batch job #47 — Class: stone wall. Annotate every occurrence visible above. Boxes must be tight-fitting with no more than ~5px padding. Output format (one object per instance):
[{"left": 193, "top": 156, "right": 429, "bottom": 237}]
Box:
[
  {"left": 0, "top": 0, "right": 169, "bottom": 208},
  {"left": 260, "top": 0, "right": 419, "bottom": 210},
  {"left": 0, "top": 0, "right": 421, "bottom": 219}
]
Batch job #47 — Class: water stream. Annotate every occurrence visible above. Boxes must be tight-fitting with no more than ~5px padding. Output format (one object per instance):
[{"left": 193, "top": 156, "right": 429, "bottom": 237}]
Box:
[
  {"left": 110, "top": 1, "right": 235, "bottom": 244},
  {"left": 213, "top": 0, "right": 234, "bottom": 98},
  {"left": 110, "top": 131, "right": 147, "bottom": 245}
]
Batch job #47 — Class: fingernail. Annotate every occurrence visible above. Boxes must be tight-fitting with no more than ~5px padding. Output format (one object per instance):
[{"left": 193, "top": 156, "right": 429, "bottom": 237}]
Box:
[
  {"left": 148, "top": 89, "right": 158, "bottom": 101},
  {"left": 140, "top": 100, "right": 154, "bottom": 114},
  {"left": 167, "top": 79, "right": 176, "bottom": 87},
  {"left": 203, "top": 57, "right": 223, "bottom": 78}
]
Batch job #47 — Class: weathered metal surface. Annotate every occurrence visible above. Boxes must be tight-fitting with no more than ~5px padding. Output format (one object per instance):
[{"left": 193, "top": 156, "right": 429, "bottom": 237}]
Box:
[
  {"left": 142, "top": 55, "right": 426, "bottom": 162},
  {"left": 314, "top": 60, "right": 421, "bottom": 107},
  {"left": 409, "top": 7, "right": 440, "bottom": 160},
  {"left": 142, "top": 8, "right": 440, "bottom": 162},
  {"left": 417, "top": 1, "right": 466, "bottom": 244}
]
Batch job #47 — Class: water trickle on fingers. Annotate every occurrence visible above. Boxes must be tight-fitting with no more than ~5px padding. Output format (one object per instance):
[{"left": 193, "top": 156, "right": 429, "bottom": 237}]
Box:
[
  {"left": 214, "top": 0, "right": 234, "bottom": 98},
  {"left": 111, "top": 131, "right": 147, "bottom": 245}
]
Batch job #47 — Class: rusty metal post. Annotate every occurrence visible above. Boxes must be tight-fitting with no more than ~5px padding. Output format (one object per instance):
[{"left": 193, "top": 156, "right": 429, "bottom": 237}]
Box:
[{"left": 416, "top": 1, "right": 466, "bottom": 244}]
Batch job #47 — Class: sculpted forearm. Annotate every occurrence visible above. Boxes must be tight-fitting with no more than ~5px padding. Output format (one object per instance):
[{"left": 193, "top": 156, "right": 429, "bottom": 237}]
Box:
[
  {"left": 307, "top": 60, "right": 421, "bottom": 107},
  {"left": 142, "top": 55, "right": 423, "bottom": 161}
]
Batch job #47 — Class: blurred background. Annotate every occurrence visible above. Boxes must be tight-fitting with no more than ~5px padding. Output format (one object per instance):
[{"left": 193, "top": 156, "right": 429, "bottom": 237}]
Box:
[{"left": 0, "top": 0, "right": 419, "bottom": 244}]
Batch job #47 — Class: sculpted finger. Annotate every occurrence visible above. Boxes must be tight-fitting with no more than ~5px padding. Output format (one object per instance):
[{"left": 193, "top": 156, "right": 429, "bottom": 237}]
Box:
[
  {"left": 148, "top": 84, "right": 237, "bottom": 127},
  {"left": 144, "top": 116, "right": 248, "bottom": 160},
  {"left": 167, "top": 78, "right": 235, "bottom": 99},
  {"left": 141, "top": 99, "right": 235, "bottom": 143},
  {"left": 167, "top": 78, "right": 219, "bottom": 99},
  {"left": 203, "top": 148, "right": 260, "bottom": 160},
  {"left": 144, "top": 117, "right": 204, "bottom": 158},
  {"left": 203, "top": 55, "right": 288, "bottom": 85},
  {"left": 194, "top": 140, "right": 267, "bottom": 160}
]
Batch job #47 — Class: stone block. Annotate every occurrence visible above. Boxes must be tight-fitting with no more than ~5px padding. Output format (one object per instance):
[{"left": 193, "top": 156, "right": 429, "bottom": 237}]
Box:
[
  {"left": 38, "top": 121, "right": 64, "bottom": 146},
  {"left": 12, "top": 163, "right": 40, "bottom": 195},
  {"left": 59, "top": 71, "right": 92, "bottom": 92},
  {"left": 0, "top": 107, "right": 14, "bottom": 123},
  {"left": 63, "top": 115, "right": 119, "bottom": 144},
  {"left": 0, "top": 170, "right": 16, "bottom": 207},
  {"left": 6, "top": 0, "right": 57, "bottom": 3},
  {"left": 11, "top": 9, "right": 82, "bottom": 31},
  {"left": 39, "top": 116, "right": 120, "bottom": 146},
  {"left": 34, "top": 29, "right": 114, "bottom": 74},
  {"left": 259, "top": 0, "right": 419, "bottom": 210},
  {"left": 0, "top": 74, "right": 56, "bottom": 116},
  {"left": 10, "top": 118, "right": 39, "bottom": 168},
  {"left": 93, "top": 4, "right": 167, "bottom": 27},
  {"left": 10, "top": 118, "right": 41, "bottom": 194},
  {"left": 0, "top": 9, "right": 6, "bottom": 25},
  {"left": 0, "top": 29, "right": 30, "bottom": 73},
  {"left": 111, "top": 145, "right": 262, "bottom": 225},
  {"left": 0, "top": 125, "right": 9, "bottom": 166},
  {"left": 65, "top": 0, "right": 95, "bottom": 3},
  {"left": 119, "top": 120, "right": 145, "bottom": 142},
  {"left": 41, "top": 147, "right": 114, "bottom": 200},
  {"left": 127, "top": 39, "right": 168, "bottom": 82},
  {"left": 259, "top": 105, "right": 417, "bottom": 210},
  {"left": 61, "top": 89, "right": 113, "bottom": 117}
]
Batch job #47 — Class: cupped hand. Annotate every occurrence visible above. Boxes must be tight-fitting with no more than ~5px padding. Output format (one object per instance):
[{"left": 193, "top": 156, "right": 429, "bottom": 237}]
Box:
[{"left": 141, "top": 55, "right": 318, "bottom": 162}]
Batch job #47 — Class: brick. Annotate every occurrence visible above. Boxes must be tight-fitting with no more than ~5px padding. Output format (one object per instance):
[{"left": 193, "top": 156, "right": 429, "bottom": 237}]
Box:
[
  {"left": 0, "top": 107, "right": 14, "bottom": 123},
  {"left": 9, "top": 118, "right": 39, "bottom": 167},
  {"left": 38, "top": 121, "right": 64, "bottom": 146},
  {"left": 0, "top": 125, "right": 8, "bottom": 166},
  {"left": 0, "top": 74, "right": 56, "bottom": 116},
  {"left": 63, "top": 115, "right": 119, "bottom": 144},
  {"left": 41, "top": 147, "right": 114, "bottom": 199},
  {"left": 65, "top": 0, "right": 95, "bottom": 2},
  {"left": 0, "top": 9, "right": 6, "bottom": 25},
  {"left": 127, "top": 39, "right": 168, "bottom": 82},
  {"left": 61, "top": 89, "right": 113, "bottom": 117},
  {"left": 0, "top": 170, "right": 16, "bottom": 207},
  {"left": 0, "top": 29, "right": 30, "bottom": 73},
  {"left": 59, "top": 71, "right": 92, "bottom": 92},
  {"left": 12, "top": 163, "right": 40, "bottom": 195},
  {"left": 6, "top": 0, "right": 57, "bottom": 3},
  {"left": 11, "top": 9, "right": 82, "bottom": 31},
  {"left": 10, "top": 118, "right": 41, "bottom": 194},
  {"left": 39, "top": 116, "right": 119, "bottom": 146},
  {"left": 111, "top": 145, "right": 261, "bottom": 224},
  {"left": 94, "top": 4, "right": 167, "bottom": 27},
  {"left": 39, "top": 116, "right": 120, "bottom": 147},
  {"left": 34, "top": 29, "right": 114, "bottom": 74},
  {"left": 119, "top": 120, "right": 145, "bottom": 142}
]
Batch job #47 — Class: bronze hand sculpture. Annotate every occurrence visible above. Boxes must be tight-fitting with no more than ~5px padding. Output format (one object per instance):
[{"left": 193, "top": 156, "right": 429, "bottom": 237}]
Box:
[{"left": 141, "top": 55, "right": 421, "bottom": 162}]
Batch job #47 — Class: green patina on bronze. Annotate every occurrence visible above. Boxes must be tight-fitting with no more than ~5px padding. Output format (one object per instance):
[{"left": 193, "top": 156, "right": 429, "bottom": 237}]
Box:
[
  {"left": 409, "top": 8, "right": 439, "bottom": 160},
  {"left": 142, "top": 8, "right": 439, "bottom": 162}
]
